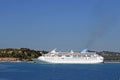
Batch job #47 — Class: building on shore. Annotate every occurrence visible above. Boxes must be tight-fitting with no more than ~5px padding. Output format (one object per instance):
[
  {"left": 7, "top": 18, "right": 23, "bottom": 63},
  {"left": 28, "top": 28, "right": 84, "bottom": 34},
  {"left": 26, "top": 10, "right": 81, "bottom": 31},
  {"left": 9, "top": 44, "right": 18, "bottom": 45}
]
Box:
[{"left": 0, "top": 58, "right": 20, "bottom": 62}]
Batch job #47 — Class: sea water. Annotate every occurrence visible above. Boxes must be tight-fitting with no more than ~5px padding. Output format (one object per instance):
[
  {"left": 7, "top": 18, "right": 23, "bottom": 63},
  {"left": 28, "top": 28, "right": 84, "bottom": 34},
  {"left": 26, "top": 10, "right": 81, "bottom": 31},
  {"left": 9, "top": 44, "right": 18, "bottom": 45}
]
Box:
[{"left": 0, "top": 62, "right": 120, "bottom": 80}]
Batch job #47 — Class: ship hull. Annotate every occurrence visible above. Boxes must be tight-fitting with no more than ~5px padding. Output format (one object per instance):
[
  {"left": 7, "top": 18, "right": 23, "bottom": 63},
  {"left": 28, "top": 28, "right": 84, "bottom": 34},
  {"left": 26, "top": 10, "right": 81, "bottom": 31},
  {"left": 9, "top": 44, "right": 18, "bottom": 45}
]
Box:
[{"left": 38, "top": 56, "right": 103, "bottom": 64}]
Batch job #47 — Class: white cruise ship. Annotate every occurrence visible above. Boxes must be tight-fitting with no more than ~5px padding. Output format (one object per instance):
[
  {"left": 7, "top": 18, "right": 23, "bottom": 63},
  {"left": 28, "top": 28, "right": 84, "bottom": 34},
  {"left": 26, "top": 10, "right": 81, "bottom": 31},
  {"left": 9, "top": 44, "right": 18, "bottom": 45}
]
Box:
[{"left": 38, "top": 49, "right": 104, "bottom": 64}]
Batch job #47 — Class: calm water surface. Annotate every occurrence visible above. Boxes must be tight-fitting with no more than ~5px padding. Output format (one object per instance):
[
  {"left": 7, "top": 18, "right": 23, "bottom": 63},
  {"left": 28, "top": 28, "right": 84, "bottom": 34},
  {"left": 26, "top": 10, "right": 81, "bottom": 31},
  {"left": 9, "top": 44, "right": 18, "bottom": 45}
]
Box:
[{"left": 0, "top": 62, "right": 120, "bottom": 80}]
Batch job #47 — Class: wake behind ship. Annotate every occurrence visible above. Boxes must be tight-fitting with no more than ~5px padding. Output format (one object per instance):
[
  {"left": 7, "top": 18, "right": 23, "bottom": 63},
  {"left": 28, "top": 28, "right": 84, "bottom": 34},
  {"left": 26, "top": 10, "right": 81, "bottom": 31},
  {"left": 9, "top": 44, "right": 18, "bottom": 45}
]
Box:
[{"left": 38, "top": 49, "right": 104, "bottom": 64}]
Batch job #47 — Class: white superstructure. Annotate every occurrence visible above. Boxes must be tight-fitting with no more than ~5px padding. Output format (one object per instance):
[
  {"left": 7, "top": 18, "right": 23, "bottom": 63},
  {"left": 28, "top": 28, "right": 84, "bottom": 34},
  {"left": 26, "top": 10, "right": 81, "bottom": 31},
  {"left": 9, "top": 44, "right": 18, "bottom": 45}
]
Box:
[{"left": 38, "top": 49, "right": 104, "bottom": 64}]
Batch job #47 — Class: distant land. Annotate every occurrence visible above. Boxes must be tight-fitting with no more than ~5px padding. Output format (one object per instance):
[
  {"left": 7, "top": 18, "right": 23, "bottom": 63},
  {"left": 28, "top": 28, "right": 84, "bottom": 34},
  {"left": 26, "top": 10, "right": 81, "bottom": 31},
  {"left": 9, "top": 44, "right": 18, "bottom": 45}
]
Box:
[
  {"left": 0, "top": 48, "right": 48, "bottom": 62},
  {"left": 0, "top": 48, "right": 120, "bottom": 62}
]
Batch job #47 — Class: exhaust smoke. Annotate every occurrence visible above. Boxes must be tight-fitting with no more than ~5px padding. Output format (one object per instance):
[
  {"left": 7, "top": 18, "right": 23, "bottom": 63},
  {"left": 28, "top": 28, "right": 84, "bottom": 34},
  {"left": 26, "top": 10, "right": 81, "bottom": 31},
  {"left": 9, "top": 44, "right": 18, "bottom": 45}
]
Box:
[{"left": 85, "top": 0, "right": 119, "bottom": 49}]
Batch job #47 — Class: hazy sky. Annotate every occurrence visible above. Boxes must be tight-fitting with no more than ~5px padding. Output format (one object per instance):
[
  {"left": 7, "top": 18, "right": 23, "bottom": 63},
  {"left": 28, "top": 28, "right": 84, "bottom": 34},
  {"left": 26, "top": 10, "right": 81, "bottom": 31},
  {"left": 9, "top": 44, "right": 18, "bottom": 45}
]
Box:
[{"left": 0, "top": 0, "right": 120, "bottom": 52}]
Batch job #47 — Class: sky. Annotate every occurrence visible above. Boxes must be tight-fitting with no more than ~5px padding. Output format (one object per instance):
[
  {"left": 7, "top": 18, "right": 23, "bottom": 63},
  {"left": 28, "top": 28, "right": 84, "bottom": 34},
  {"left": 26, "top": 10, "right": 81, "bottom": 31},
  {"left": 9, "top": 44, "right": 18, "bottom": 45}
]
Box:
[{"left": 0, "top": 0, "right": 120, "bottom": 52}]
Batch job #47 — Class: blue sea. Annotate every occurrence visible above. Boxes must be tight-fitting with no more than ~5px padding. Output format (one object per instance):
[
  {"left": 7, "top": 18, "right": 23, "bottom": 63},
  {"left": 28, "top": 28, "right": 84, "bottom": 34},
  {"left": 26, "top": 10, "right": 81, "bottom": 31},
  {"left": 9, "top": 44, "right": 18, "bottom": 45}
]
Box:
[{"left": 0, "top": 62, "right": 120, "bottom": 80}]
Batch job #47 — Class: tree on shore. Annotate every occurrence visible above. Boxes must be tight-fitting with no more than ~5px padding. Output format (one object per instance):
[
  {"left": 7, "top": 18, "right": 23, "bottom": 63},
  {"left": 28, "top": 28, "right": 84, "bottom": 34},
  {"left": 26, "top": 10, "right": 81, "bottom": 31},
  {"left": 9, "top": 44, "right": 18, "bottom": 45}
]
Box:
[{"left": 0, "top": 48, "right": 48, "bottom": 61}]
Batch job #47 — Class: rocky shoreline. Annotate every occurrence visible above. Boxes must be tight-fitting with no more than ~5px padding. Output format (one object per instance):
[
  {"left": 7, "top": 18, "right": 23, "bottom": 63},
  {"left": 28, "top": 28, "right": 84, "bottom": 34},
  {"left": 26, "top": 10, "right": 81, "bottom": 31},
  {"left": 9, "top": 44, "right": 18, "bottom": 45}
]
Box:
[{"left": 103, "top": 60, "right": 120, "bottom": 63}]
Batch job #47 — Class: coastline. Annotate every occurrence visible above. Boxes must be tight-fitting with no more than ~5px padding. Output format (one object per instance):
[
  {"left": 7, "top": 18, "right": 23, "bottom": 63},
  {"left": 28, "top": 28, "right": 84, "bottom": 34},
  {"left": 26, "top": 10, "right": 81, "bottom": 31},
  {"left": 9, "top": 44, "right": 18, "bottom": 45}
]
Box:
[
  {"left": 103, "top": 60, "right": 120, "bottom": 63},
  {"left": 0, "top": 58, "right": 120, "bottom": 64},
  {"left": 0, "top": 61, "right": 120, "bottom": 64}
]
